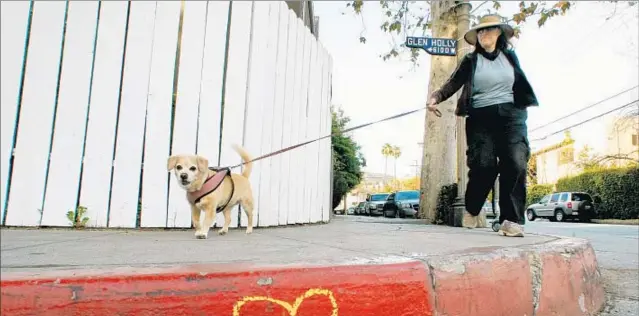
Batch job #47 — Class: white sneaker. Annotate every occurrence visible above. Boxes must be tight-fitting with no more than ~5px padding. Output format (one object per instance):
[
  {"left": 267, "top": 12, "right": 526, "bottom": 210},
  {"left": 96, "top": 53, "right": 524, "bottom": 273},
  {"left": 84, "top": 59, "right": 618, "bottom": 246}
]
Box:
[
  {"left": 462, "top": 211, "right": 478, "bottom": 229},
  {"left": 498, "top": 220, "right": 524, "bottom": 237}
]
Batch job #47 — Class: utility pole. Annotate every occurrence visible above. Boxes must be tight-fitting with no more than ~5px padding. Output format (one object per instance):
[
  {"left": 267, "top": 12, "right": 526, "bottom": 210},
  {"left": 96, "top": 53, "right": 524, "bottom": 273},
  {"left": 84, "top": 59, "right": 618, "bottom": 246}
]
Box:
[
  {"left": 418, "top": 0, "right": 472, "bottom": 222},
  {"left": 450, "top": 1, "right": 475, "bottom": 226}
]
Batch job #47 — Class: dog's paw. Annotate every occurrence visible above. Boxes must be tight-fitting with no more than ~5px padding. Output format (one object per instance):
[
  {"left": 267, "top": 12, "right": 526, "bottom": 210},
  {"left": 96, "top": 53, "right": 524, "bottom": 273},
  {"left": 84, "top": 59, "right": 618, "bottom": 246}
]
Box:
[
  {"left": 245, "top": 228, "right": 253, "bottom": 235},
  {"left": 217, "top": 229, "right": 228, "bottom": 236},
  {"left": 195, "top": 231, "right": 208, "bottom": 239}
]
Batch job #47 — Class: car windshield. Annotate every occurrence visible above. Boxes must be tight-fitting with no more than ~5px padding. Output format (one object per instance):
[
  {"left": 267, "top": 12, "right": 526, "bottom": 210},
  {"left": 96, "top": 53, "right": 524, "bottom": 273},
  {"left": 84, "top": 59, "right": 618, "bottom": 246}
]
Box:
[
  {"left": 358, "top": 202, "right": 365, "bottom": 207},
  {"left": 571, "top": 193, "right": 592, "bottom": 202},
  {"left": 396, "top": 191, "right": 419, "bottom": 200},
  {"left": 370, "top": 194, "right": 389, "bottom": 201}
]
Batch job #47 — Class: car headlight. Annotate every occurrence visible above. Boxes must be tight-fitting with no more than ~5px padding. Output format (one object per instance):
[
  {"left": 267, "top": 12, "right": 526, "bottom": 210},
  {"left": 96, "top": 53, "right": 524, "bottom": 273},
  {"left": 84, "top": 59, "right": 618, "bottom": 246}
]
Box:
[{"left": 401, "top": 203, "right": 411, "bottom": 208}]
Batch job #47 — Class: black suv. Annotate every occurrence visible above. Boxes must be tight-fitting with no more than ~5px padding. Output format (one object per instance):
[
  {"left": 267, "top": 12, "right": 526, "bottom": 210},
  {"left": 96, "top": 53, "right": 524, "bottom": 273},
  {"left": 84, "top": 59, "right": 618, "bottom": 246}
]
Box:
[{"left": 383, "top": 190, "right": 420, "bottom": 218}]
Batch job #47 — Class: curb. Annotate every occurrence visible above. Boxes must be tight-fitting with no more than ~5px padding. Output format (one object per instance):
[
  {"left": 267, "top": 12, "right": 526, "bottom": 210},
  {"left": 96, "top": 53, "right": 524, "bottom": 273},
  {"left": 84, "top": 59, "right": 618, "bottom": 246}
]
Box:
[{"left": 0, "top": 238, "right": 604, "bottom": 316}]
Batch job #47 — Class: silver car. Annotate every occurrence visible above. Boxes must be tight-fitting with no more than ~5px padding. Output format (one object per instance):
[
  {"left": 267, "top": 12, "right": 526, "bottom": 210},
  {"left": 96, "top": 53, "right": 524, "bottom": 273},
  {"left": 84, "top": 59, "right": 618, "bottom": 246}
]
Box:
[
  {"left": 482, "top": 200, "right": 499, "bottom": 218},
  {"left": 526, "top": 192, "right": 597, "bottom": 222},
  {"left": 366, "top": 193, "right": 390, "bottom": 216}
]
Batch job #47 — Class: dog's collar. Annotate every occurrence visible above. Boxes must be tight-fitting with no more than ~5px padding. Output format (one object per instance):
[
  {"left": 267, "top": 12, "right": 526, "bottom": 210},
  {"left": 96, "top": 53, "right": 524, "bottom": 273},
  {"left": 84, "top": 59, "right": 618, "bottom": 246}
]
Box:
[{"left": 187, "top": 167, "right": 230, "bottom": 205}]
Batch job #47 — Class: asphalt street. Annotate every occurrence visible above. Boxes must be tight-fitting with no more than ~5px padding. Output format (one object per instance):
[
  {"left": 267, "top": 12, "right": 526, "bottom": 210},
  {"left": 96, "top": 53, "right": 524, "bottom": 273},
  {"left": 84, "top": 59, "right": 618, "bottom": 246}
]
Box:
[{"left": 344, "top": 215, "right": 638, "bottom": 315}]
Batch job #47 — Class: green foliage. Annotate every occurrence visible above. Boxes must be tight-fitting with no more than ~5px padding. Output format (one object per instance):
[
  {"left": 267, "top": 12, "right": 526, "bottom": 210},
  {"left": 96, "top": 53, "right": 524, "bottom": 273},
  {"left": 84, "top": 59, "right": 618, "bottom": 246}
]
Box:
[
  {"left": 434, "top": 183, "right": 458, "bottom": 225},
  {"left": 345, "top": 0, "right": 629, "bottom": 64},
  {"left": 556, "top": 167, "right": 639, "bottom": 220},
  {"left": 332, "top": 106, "right": 365, "bottom": 209},
  {"left": 526, "top": 184, "right": 554, "bottom": 208},
  {"left": 66, "top": 205, "right": 90, "bottom": 228}
]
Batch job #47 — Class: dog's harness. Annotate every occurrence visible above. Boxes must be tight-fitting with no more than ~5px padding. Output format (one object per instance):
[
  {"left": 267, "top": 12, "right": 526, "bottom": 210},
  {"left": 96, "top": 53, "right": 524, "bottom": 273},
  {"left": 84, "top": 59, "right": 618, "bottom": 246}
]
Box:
[{"left": 187, "top": 167, "right": 235, "bottom": 213}]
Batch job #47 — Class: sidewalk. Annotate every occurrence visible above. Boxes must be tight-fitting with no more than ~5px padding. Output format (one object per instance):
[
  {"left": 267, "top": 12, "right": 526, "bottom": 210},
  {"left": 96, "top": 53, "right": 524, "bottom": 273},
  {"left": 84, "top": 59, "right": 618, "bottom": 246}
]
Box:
[{"left": 1, "top": 216, "right": 604, "bottom": 316}]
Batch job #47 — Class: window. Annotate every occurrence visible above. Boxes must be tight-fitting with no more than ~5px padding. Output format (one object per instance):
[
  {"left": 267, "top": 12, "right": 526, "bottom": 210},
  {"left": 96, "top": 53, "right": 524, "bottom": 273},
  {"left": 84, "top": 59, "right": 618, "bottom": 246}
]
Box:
[
  {"left": 540, "top": 195, "right": 551, "bottom": 203},
  {"left": 396, "top": 191, "right": 419, "bottom": 200},
  {"left": 370, "top": 194, "right": 389, "bottom": 201},
  {"left": 571, "top": 193, "right": 592, "bottom": 202},
  {"left": 386, "top": 194, "right": 395, "bottom": 201},
  {"left": 558, "top": 147, "right": 574, "bottom": 165},
  {"left": 559, "top": 193, "right": 569, "bottom": 202},
  {"left": 633, "top": 134, "right": 638, "bottom": 146},
  {"left": 550, "top": 194, "right": 560, "bottom": 203}
]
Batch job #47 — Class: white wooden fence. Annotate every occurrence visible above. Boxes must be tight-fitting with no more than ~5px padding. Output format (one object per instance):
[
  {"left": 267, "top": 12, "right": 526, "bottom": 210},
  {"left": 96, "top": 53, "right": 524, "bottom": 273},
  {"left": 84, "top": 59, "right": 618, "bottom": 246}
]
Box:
[{"left": 0, "top": 1, "right": 333, "bottom": 229}]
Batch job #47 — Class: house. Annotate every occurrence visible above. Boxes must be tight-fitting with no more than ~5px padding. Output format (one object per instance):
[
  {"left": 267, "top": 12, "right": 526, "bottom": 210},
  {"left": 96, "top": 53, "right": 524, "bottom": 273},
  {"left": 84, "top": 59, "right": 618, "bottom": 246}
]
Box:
[
  {"left": 533, "top": 131, "right": 580, "bottom": 185},
  {"left": 604, "top": 114, "right": 639, "bottom": 166}
]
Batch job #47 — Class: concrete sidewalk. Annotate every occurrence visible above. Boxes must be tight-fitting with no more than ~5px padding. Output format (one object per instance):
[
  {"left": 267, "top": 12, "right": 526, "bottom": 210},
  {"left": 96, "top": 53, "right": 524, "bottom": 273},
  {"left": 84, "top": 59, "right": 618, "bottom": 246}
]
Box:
[{"left": 1, "top": 216, "right": 605, "bottom": 315}]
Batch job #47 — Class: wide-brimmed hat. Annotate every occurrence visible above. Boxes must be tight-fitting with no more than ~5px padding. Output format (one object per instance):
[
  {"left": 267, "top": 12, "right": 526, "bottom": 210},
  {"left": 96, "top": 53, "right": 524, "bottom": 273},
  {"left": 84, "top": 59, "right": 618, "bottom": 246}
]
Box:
[{"left": 464, "top": 14, "right": 514, "bottom": 45}]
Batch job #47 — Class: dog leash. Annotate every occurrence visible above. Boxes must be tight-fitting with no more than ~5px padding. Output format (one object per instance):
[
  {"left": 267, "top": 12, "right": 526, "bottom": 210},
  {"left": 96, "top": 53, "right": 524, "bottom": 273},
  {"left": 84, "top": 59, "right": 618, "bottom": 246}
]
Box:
[{"left": 227, "top": 106, "right": 442, "bottom": 169}]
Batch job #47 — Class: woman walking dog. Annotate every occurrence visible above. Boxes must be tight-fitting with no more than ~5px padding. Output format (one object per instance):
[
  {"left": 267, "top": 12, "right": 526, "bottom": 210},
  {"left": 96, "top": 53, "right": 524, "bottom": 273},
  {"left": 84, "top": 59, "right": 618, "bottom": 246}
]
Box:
[{"left": 427, "top": 15, "right": 538, "bottom": 237}]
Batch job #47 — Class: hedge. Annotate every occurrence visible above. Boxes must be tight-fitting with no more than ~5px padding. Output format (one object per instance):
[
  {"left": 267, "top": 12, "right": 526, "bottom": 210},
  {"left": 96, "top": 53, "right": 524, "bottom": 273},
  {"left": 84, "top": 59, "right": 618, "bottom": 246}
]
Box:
[{"left": 555, "top": 166, "right": 638, "bottom": 220}]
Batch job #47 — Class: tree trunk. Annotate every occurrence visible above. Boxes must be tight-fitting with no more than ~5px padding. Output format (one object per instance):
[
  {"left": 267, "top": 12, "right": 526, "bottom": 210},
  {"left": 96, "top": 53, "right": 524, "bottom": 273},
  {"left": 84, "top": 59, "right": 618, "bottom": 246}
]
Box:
[
  {"left": 384, "top": 156, "right": 388, "bottom": 184},
  {"left": 418, "top": 0, "right": 467, "bottom": 222}
]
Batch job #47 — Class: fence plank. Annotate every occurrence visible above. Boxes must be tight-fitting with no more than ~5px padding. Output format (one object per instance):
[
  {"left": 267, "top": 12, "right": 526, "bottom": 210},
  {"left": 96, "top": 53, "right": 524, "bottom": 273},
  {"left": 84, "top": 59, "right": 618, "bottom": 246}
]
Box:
[
  {"left": 139, "top": 1, "right": 181, "bottom": 228},
  {"left": 77, "top": 2, "right": 129, "bottom": 227},
  {"left": 321, "top": 46, "right": 332, "bottom": 222},
  {"left": 309, "top": 38, "right": 323, "bottom": 223},
  {"left": 0, "top": 1, "right": 31, "bottom": 224},
  {"left": 78, "top": 2, "right": 128, "bottom": 228},
  {"left": 40, "top": 2, "right": 99, "bottom": 227},
  {"left": 218, "top": 1, "right": 253, "bottom": 229},
  {"left": 303, "top": 37, "right": 318, "bottom": 223},
  {"left": 269, "top": 2, "right": 289, "bottom": 227},
  {"left": 197, "top": 1, "right": 229, "bottom": 228},
  {"left": 288, "top": 19, "right": 306, "bottom": 224},
  {"left": 295, "top": 27, "right": 312, "bottom": 224},
  {"left": 256, "top": 2, "right": 280, "bottom": 227},
  {"left": 108, "top": 1, "right": 157, "bottom": 228},
  {"left": 282, "top": 10, "right": 299, "bottom": 225},
  {"left": 4, "top": 2, "right": 67, "bottom": 227},
  {"left": 167, "top": 0, "right": 208, "bottom": 229},
  {"left": 239, "top": 2, "right": 268, "bottom": 228}
]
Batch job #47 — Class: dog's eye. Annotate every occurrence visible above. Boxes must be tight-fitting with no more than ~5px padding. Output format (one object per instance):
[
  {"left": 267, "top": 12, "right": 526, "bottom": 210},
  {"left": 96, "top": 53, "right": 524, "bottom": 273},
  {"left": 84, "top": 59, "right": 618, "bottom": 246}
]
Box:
[
  {"left": 176, "top": 165, "right": 183, "bottom": 171},
  {"left": 189, "top": 166, "right": 196, "bottom": 171}
]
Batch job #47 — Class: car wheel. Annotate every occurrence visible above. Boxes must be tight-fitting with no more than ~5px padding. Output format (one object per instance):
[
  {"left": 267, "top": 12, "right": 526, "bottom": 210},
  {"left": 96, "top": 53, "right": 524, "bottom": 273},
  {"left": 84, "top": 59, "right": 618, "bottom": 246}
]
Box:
[
  {"left": 554, "top": 209, "right": 565, "bottom": 222},
  {"left": 526, "top": 209, "right": 536, "bottom": 221},
  {"left": 398, "top": 210, "right": 406, "bottom": 218}
]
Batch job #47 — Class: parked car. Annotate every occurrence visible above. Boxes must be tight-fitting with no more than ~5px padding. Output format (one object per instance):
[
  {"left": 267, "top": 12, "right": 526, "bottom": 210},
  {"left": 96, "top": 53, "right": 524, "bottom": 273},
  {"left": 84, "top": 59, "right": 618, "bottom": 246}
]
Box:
[
  {"left": 366, "top": 193, "right": 391, "bottom": 216},
  {"left": 382, "top": 190, "right": 420, "bottom": 218},
  {"left": 334, "top": 208, "right": 345, "bottom": 215},
  {"left": 526, "top": 192, "right": 598, "bottom": 222},
  {"left": 354, "top": 202, "right": 366, "bottom": 215},
  {"left": 345, "top": 207, "right": 355, "bottom": 215},
  {"left": 482, "top": 200, "right": 500, "bottom": 218}
]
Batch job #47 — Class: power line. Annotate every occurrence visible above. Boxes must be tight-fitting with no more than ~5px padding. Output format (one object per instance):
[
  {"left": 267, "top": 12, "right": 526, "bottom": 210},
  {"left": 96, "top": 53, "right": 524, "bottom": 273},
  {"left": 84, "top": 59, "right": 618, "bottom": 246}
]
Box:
[
  {"left": 529, "top": 85, "right": 639, "bottom": 133},
  {"left": 530, "top": 99, "right": 639, "bottom": 142}
]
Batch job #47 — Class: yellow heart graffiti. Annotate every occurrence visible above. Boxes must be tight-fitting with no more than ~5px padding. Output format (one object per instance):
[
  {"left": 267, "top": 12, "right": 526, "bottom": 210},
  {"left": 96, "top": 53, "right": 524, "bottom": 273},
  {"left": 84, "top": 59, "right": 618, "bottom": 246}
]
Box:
[{"left": 232, "top": 288, "right": 339, "bottom": 316}]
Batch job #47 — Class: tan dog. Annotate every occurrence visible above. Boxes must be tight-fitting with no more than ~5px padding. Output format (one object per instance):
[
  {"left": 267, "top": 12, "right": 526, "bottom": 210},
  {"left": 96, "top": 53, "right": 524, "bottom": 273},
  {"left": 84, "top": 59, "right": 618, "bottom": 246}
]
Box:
[{"left": 167, "top": 144, "right": 254, "bottom": 239}]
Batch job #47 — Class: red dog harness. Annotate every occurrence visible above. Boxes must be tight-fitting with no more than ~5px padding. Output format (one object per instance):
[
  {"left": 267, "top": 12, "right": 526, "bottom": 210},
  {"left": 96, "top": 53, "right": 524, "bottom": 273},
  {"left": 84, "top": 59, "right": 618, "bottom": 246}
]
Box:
[{"left": 187, "top": 167, "right": 234, "bottom": 213}]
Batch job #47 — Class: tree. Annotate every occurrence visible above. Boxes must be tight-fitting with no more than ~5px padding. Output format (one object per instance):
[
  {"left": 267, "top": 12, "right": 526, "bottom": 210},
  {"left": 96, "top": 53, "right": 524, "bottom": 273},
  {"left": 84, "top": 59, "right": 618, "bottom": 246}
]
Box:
[
  {"left": 381, "top": 143, "right": 393, "bottom": 183},
  {"left": 332, "top": 106, "right": 366, "bottom": 209},
  {"left": 391, "top": 145, "right": 401, "bottom": 183}
]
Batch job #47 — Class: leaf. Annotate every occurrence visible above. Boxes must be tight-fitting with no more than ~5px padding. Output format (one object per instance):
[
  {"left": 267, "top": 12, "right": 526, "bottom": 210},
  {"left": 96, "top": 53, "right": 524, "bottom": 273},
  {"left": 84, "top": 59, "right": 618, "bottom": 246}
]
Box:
[
  {"left": 538, "top": 12, "right": 548, "bottom": 27},
  {"left": 492, "top": 1, "right": 501, "bottom": 10},
  {"left": 359, "top": 36, "right": 367, "bottom": 44}
]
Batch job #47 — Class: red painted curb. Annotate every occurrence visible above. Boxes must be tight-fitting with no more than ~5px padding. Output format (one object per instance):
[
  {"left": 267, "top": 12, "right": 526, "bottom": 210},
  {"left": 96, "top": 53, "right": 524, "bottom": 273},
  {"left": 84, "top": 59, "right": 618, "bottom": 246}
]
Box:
[
  {"left": 0, "top": 238, "right": 604, "bottom": 316},
  {"left": 0, "top": 261, "right": 433, "bottom": 316}
]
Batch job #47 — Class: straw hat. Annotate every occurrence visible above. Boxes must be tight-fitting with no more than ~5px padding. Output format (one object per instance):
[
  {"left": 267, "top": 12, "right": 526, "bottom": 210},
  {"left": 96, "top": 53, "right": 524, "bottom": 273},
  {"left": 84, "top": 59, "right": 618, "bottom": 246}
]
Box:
[{"left": 464, "top": 14, "right": 514, "bottom": 45}]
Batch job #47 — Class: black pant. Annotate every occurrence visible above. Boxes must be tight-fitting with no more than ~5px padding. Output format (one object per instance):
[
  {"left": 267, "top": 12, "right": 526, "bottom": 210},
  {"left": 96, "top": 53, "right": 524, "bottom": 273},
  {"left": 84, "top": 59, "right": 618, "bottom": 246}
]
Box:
[{"left": 464, "top": 103, "right": 530, "bottom": 225}]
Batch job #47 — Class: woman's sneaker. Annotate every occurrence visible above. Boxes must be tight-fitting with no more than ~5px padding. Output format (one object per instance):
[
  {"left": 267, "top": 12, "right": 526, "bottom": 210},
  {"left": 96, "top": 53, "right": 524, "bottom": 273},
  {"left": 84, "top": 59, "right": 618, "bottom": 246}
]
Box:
[
  {"left": 498, "top": 220, "right": 524, "bottom": 237},
  {"left": 462, "top": 211, "right": 478, "bottom": 229}
]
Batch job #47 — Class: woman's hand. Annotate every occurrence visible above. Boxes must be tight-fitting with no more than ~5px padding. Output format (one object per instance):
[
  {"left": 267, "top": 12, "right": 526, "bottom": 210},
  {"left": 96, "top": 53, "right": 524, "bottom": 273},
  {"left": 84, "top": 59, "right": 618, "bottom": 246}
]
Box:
[{"left": 426, "top": 97, "right": 442, "bottom": 117}]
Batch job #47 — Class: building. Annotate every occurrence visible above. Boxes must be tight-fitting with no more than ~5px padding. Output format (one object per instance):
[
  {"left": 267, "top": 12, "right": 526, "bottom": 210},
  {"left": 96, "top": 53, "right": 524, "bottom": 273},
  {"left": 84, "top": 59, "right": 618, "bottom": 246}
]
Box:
[
  {"left": 286, "top": 1, "right": 320, "bottom": 38},
  {"left": 604, "top": 115, "right": 639, "bottom": 165},
  {"left": 533, "top": 131, "right": 579, "bottom": 185}
]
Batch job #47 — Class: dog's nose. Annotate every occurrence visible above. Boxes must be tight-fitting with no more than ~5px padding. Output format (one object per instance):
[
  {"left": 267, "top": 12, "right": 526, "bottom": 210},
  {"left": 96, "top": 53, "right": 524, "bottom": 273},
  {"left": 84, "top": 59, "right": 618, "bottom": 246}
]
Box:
[{"left": 180, "top": 173, "right": 188, "bottom": 180}]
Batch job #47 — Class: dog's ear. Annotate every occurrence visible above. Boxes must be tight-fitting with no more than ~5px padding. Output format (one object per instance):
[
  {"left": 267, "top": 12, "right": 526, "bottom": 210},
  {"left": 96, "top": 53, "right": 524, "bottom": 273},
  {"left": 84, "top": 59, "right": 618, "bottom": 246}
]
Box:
[
  {"left": 196, "top": 156, "right": 209, "bottom": 172},
  {"left": 167, "top": 156, "right": 178, "bottom": 171}
]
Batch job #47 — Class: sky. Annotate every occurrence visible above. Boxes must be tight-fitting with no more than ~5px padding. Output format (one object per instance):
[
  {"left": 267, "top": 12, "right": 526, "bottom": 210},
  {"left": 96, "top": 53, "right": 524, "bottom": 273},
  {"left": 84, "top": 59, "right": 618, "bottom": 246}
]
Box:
[{"left": 313, "top": 1, "right": 639, "bottom": 179}]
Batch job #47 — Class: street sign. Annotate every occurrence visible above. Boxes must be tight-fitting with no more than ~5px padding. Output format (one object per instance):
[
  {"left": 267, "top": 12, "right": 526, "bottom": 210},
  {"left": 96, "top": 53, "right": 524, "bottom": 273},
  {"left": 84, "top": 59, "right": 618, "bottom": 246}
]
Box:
[{"left": 405, "top": 37, "right": 457, "bottom": 56}]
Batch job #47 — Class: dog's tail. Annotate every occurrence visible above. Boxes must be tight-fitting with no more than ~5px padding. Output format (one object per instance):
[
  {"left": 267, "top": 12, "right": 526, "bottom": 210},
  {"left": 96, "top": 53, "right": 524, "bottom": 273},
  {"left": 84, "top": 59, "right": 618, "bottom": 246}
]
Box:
[{"left": 232, "top": 144, "right": 253, "bottom": 178}]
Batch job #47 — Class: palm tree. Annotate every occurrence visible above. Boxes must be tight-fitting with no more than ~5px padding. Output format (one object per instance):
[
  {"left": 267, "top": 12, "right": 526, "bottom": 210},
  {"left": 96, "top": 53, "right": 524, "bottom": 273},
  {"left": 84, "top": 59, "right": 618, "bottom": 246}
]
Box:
[
  {"left": 391, "top": 146, "right": 401, "bottom": 189},
  {"left": 381, "top": 143, "right": 393, "bottom": 184}
]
